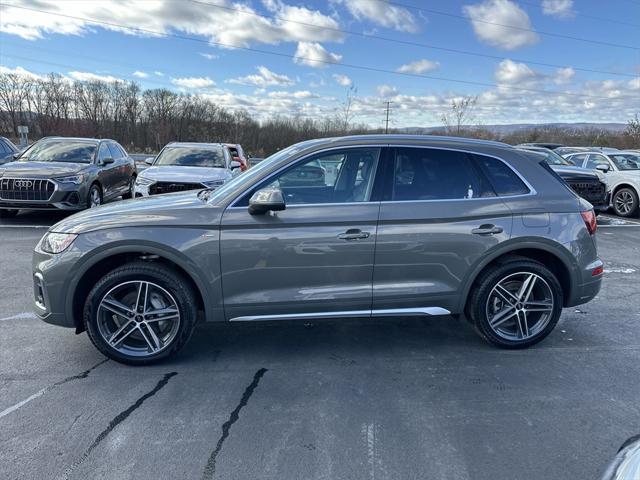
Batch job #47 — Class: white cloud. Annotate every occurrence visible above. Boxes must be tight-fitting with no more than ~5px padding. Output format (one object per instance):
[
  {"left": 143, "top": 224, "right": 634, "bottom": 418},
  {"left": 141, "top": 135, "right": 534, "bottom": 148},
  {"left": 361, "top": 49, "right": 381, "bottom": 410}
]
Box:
[
  {"left": 171, "top": 76, "right": 216, "bottom": 89},
  {"left": 334, "top": 0, "right": 420, "bottom": 33},
  {"left": 542, "top": 0, "right": 574, "bottom": 18},
  {"left": 554, "top": 67, "right": 575, "bottom": 85},
  {"left": 227, "top": 66, "right": 295, "bottom": 88},
  {"left": 68, "top": 71, "right": 121, "bottom": 83},
  {"left": 629, "top": 78, "right": 640, "bottom": 90},
  {"left": 199, "top": 53, "right": 219, "bottom": 60},
  {"left": 293, "top": 42, "right": 342, "bottom": 68},
  {"left": 132, "top": 71, "right": 148, "bottom": 78},
  {"left": 0, "top": 0, "right": 342, "bottom": 46},
  {"left": 495, "top": 59, "right": 541, "bottom": 84},
  {"left": 376, "top": 84, "right": 399, "bottom": 98},
  {"left": 154, "top": 71, "right": 164, "bottom": 77},
  {"left": 0, "top": 65, "right": 46, "bottom": 80},
  {"left": 267, "top": 90, "right": 319, "bottom": 99},
  {"left": 333, "top": 74, "right": 352, "bottom": 87},
  {"left": 397, "top": 59, "right": 440, "bottom": 75},
  {"left": 463, "top": 0, "right": 539, "bottom": 50}
]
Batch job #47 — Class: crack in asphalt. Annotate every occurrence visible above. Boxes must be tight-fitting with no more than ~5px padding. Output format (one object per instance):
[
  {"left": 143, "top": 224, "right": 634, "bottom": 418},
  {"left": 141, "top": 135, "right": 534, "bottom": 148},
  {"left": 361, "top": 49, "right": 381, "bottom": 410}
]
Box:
[
  {"left": 0, "top": 359, "right": 109, "bottom": 419},
  {"left": 56, "top": 371, "right": 178, "bottom": 480},
  {"left": 202, "top": 368, "right": 268, "bottom": 480}
]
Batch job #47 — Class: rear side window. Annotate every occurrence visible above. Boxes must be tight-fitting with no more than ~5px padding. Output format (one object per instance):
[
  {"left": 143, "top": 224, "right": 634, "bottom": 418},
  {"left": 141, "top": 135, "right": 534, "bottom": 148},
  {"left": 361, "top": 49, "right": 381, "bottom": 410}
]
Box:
[
  {"left": 568, "top": 153, "right": 587, "bottom": 166},
  {"left": 392, "top": 148, "right": 495, "bottom": 201},
  {"left": 474, "top": 155, "right": 530, "bottom": 196}
]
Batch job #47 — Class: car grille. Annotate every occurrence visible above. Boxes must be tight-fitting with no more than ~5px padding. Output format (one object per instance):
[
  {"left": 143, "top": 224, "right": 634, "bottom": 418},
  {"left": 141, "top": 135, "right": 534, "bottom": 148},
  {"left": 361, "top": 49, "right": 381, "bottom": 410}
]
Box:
[
  {"left": 0, "top": 178, "right": 55, "bottom": 201},
  {"left": 568, "top": 181, "right": 606, "bottom": 203},
  {"left": 149, "top": 182, "right": 204, "bottom": 195}
]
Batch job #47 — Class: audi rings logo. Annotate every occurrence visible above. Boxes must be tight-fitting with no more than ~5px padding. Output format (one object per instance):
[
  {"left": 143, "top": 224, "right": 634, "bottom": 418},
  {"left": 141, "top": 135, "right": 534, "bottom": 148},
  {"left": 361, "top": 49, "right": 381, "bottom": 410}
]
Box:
[{"left": 14, "top": 180, "right": 33, "bottom": 188}]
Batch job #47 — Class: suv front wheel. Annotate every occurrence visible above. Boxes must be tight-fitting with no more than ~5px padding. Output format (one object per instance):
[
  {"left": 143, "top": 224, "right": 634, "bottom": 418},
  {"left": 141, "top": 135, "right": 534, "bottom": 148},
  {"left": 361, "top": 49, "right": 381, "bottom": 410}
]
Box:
[
  {"left": 467, "top": 260, "right": 563, "bottom": 349},
  {"left": 84, "top": 262, "right": 197, "bottom": 365}
]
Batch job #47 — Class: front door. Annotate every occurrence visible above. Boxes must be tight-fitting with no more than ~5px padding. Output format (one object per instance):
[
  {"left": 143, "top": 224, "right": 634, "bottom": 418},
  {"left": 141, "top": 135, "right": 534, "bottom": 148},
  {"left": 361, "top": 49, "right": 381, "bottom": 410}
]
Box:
[
  {"left": 373, "top": 147, "right": 517, "bottom": 313},
  {"left": 220, "top": 147, "right": 382, "bottom": 320}
]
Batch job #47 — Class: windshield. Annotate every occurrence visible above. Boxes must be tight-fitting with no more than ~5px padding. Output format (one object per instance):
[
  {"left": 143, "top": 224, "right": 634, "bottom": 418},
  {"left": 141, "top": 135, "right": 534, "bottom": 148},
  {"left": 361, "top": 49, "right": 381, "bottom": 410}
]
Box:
[
  {"left": 154, "top": 147, "right": 226, "bottom": 168},
  {"left": 610, "top": 154, "right": 640, "bottom": 170},
  {"left": 19, "top": 140, "right": 96, "bottom": 164}
]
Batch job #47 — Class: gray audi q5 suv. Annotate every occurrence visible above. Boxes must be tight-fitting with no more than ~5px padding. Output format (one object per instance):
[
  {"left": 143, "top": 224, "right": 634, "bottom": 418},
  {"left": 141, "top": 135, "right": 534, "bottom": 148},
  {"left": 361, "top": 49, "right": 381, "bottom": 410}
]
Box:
[{"left": 33, "top": 135, "right": 603, "bottom": 365}]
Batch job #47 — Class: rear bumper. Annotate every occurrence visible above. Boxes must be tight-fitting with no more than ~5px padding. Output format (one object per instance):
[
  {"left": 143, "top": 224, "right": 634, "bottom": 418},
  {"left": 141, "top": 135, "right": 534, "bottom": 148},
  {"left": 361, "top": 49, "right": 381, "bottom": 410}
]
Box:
[{"left": 565, "top": 258, "right": 603, "bottom": 307}]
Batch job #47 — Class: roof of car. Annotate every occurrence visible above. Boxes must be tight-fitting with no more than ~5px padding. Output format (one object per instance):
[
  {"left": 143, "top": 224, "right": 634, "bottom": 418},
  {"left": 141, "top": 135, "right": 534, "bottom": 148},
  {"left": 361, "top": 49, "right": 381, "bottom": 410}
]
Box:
[
  {"left": 302, "top": 134, "right": 512, "bottom": 149},
  {"left": 166, "top": 142, "right": 225, "bottom": 149},
  {"left": 39, "top": 136, "right": 110, "bottom": 143}
]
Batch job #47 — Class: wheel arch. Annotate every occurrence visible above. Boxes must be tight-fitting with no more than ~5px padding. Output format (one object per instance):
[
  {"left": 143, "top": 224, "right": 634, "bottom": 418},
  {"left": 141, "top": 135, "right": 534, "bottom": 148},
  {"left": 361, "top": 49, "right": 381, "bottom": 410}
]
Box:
[
  {"left": 611, "top": 182, "right": 639, "bottom": 199},
  {"left": 458, "top": 239, "right": 577, "bottom": 313},
  {"left": 67, "top": 243, "right": 209, "bottom": 333}
]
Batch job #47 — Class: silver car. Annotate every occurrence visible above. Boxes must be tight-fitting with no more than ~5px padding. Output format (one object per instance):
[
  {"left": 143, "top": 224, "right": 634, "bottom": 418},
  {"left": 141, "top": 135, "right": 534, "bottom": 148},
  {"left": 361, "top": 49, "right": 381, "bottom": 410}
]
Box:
[
  {"left": 134, "top": 142, "right": 241, "bottom": 197},
  {"left": 32, "top": 135, "right": 603, "bottom": 365}
]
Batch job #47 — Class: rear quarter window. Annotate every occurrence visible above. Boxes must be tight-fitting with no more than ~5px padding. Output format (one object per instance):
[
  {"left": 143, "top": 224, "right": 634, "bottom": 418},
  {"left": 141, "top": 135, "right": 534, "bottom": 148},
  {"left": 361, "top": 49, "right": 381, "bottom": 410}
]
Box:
[{"left": 474, "top": 154, "right": 530, "bottom": 196}]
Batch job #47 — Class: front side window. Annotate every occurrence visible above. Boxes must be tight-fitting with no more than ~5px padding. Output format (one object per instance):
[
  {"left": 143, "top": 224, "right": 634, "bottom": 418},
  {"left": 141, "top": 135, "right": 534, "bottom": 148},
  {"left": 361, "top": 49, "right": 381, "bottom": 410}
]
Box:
[
  {"left": 260, "top": 148, "right": 380, "bottom": 205},
  {"left": 19, "top": 140, "right": 96, "bottom": 164},
  {"left": 98, "top": 143, "right": 111, "bottom": 163},
  {"left": 154, "top": 147, "right": 226, "bottom": 168},
  {"left": 567, "top": 153, "right": 587, "bottom": 166},
  {"left": 392, "top": 148, "right": 495, "bottom": 201},
  {"left": 107, "top": 142, "right": 124, "bottom": 160},
  {"left": 585, "top": 154, "right": 611, "bottom": 170}
]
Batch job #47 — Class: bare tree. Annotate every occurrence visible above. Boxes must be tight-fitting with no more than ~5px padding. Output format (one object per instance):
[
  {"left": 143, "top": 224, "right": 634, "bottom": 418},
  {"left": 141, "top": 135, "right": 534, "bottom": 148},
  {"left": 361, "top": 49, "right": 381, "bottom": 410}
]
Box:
[
  {"left": 338, "top": 84, "right": 358, "bottom": 132},
  {"left": 441, "top": 95, "right": 478, "bottom": 136}
]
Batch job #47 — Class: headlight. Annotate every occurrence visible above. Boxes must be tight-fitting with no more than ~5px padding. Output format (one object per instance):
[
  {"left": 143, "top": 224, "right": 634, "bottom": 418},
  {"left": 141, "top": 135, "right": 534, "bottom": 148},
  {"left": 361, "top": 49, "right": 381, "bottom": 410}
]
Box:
[
  {"left": 202, "top": 180, "right": 225, "bottom": 188},
  {"left": 36, "top": 232, "right": 78, "bottom": 254},
  {"left": 135, "top": 176, "right": 154, "bottom": 186},
  {"left": 54, "top": 174, "right": 85, "bottom": 185}
]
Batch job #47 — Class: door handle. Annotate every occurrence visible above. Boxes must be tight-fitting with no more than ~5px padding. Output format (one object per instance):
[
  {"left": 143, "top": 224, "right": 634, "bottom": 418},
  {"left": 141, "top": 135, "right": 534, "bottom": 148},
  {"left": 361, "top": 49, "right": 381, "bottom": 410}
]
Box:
[
  {"left": 471, "top": 224, "right": 504, "bottom": 235},
  {"left": 338, "top": 229, "right": 370, "bottom": 240}
]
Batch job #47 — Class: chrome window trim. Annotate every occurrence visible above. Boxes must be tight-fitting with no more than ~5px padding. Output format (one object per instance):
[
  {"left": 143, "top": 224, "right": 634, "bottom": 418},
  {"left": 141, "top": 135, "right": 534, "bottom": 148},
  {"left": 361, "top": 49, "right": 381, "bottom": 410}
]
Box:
[
  {"left": 226, "top": 144, "right": 535, "bottom": 209},
  {"left": 228, "top": 306, "right": 451, "bottom": 322},
  {"left": 227, "top": 144, "right": 386, "bottom": 208}
]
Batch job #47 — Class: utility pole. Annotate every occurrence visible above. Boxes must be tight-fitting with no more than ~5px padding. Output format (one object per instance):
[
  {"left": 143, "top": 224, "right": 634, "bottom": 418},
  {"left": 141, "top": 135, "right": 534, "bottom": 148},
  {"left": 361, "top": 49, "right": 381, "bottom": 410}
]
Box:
[{"left": 384, "top": 101, "right": 393, "bottom": 134}]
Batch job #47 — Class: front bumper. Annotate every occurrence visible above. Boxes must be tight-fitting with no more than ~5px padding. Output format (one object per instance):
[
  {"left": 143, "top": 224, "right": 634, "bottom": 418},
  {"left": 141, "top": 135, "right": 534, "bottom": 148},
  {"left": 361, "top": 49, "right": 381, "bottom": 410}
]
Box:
[{"left": 32, "top": 247, "right": 76, "bottom": 328}]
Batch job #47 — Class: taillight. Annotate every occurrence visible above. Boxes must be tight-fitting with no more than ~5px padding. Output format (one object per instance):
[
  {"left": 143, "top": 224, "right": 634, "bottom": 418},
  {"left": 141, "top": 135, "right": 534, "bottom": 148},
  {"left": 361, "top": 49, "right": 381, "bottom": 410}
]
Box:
[{"left": 581, "top": 210, "right": 597, "bottom": 235}]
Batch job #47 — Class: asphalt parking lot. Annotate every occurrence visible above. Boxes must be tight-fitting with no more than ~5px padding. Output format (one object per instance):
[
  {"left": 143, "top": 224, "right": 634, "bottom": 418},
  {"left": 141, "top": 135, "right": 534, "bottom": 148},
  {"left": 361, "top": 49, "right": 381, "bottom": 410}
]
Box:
[{"left": 1, "top": 211, "right": 639, "bottom": 480}]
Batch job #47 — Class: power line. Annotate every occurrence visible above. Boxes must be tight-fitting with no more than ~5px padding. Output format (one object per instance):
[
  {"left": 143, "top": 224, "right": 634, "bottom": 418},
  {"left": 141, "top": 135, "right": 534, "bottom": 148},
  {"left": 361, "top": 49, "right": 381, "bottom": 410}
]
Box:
[
  {"left": 0, "top": 4, "right": 635, "bottom": 101},
  {"left": 185, "top": 0, "right": 637, "bottom": 78},
  {"left": 373, "top": 0, "right": 639, "bottom": 50}
]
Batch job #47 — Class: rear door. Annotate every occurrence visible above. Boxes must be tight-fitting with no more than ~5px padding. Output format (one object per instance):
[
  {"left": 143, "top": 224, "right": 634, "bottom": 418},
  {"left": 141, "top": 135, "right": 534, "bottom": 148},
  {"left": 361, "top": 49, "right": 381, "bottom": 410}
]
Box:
[
  {"left": 373, "top": 147, "right": 516, "bottom": 313},
  {"left": 219, "top": 146, "right": 382, "bottom": 320}
]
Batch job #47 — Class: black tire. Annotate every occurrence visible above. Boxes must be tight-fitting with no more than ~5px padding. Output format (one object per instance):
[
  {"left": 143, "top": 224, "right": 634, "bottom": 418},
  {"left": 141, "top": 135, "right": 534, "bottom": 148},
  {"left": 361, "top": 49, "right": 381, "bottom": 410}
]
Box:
[
  {"left": 612, "top": 187, "right": 639, "bottom": 218},
  {"left": 122, "top": 176, "right": 136, "bottom": 200},
  {"left": 467, "top": 260, "right": 563, "bottom": 349},
  {"left": 83, "top": 262, "right": 198, "bottom": 365},
  {"left": 0, "top": 209, "right": 19, "bottom": 218},
  {"left": 87, "top": 183, "right": 102, "bottom": 208}
]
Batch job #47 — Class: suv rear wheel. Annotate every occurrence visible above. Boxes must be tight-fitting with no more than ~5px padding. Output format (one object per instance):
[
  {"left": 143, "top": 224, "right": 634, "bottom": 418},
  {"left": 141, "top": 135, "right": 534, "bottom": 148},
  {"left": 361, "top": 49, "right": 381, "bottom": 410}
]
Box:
[
  {"left": 83, "top": 262, "right": 197, "bottom": 365},
  {"left": 467, "top": 260, "right": 563, "bottom": 349}
]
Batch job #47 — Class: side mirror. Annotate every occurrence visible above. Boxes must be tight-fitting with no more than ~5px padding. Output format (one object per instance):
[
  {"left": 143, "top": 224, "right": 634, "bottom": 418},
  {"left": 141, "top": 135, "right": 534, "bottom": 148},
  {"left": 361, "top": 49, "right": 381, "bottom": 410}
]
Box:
[
  {"left": 145, "top": 157, "right": 155, "bottom": 165},
  {"left": 12, "top": 153, "right": 20, "bottom": 160},
  {"left": 101, "top": 157, "right": 114, "bottom": 165},
  {"left": 230, "top": 160, "right": 241, "bottom": 170},
  {"left": 595, "top": 164, "right": 610, "bottom": 173},
  {"left": 248, "top": 187, "right": 285, "bottom": 215}
]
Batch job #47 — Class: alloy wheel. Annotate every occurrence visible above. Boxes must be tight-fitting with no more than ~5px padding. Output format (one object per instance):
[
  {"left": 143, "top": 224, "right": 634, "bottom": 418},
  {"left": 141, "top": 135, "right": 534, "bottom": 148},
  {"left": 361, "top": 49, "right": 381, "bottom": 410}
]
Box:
[
  {"left": 96, "top": 280, "right": 181, "bottom": 357},
  {"left": 485, "top": 272, "right": 554, "bottom": 342},
  {"left": 89, "top": 187, "right": 102, "bottom": 208},
  {"left": 614, "top": 191, "right": 634, "bottom": 215}
]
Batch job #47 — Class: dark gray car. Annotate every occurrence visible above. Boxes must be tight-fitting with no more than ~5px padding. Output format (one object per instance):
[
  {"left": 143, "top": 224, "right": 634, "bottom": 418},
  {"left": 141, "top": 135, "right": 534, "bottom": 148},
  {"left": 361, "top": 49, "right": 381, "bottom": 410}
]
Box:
[
  {"left": 0, "top": 136, "right": 19, "bottom": 165},
  {"left": 0, "top": 136, "right": 136, "bottom": 217},
  {"left": 32, "top": 135, "right": 603, "bottom": 364}
]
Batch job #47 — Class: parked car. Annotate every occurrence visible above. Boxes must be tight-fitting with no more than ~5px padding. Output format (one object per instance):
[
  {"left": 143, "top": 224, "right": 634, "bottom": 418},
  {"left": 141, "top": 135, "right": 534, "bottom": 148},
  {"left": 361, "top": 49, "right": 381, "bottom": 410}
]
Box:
[
  {"left": 0, "top": 137, "right": 136, "bottom": 218},
  {"left": 224, "top": 143, "right": 248, "bottom": 171},
  {"left": 600, "top": 435, "right": 640, "bottom": 480},
  {"left": 565, "top": 150, "right": 640, "bottom": 217},
  {"left": 134, "top": 142, "right": 240, "bottom": 197},
  {"left": 33, "top": 135, "right": 602, "bottom": 364},
  {"left": 517, "top": 142, "right": 564, "bottom": 150},
  {"left": 248, "top": 157, "right": 264, "bottom": 168},
  {"left": 0, "top": 136, "right": 19, "bottom": 165},
  {"left": 555, "top": 146, "right": 590, "bottom": 158},
  {"left": 517, "top": 146, "right": 609, "bottom": 213}
]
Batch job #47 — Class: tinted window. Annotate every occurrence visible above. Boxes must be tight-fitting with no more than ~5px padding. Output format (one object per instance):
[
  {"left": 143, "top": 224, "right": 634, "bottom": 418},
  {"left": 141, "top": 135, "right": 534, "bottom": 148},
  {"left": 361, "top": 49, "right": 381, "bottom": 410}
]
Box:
[
  {"left": 475, "top": 155, "right": 530, "bottom": 196},
  {"left": 392, "top": 148, "right": 495, "bottom": 201},
  {"left": 154, "top": 147, "right": 226, "bottom": 168},
  {"left": 98, "top": 143, "right": 111, "bottom": 163},
  {"left": 0, "top": 142, "right": 7, "bottom": 154},
  {"left": 20, "top": 140, "right": 96, "bottom": 164},
  {"left": 107, "top": 142, "right": 124, "bottom": 160},
  {"left": 258, "top": 148, "right": 380, "bottom": 205},
  {"left": 585, "top": 154, "right": 610, "bottom": 170}
]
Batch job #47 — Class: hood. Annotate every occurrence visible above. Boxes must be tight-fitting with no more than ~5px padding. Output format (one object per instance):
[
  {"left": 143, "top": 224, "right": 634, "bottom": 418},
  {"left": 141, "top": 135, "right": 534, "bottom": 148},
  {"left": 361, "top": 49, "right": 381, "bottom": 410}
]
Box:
[
  {"left": 50, "top": 191, "right": 223, "bottom": 234},
  {"left": 0, "top": 161, "right": 89, "bottom": 177},
  {"left": 551, "top": 166, "right": 601, "bottom": 182},
  {"left": 141, "top": 166, "right": 231, "bottom": 183}
]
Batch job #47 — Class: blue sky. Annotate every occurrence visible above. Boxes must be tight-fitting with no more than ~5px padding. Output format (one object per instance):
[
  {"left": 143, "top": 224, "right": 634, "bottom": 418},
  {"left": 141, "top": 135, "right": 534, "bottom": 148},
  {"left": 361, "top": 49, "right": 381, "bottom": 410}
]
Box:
[{"left": 1, "top": 0, "right": 639, "bottom": 127}]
